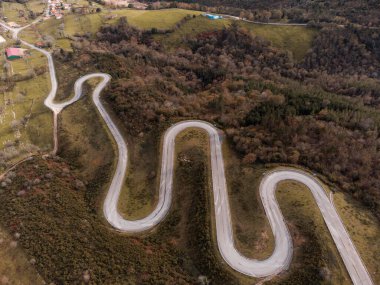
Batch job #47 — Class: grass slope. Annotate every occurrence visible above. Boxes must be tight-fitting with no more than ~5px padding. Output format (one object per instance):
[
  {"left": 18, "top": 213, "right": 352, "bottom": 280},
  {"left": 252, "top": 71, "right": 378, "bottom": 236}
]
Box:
[
  {"left": 19, "top": 8, "right": 317, "bottom": 60},
  {"left": 20, "top": 9, "right": 202, "bottom": 49},
  {"left": 224, "top": 144, "right": 275, "bottom": 260},
  {"left": 117, "top": 129, "right": 160, "bottom": 220},
  {"left": 0, "top": 42, "right": 52, "bottom": 169},
  {"left": 274, "top": 181, "right": 351, "bottom": 284},
  {"left": 111, "top": 9, "right": 203, "bottom": 30},
  {"left": 155, "top": 15, "right": 231, "bottom": 48},
  {"left": 156, "top": 15, "right": 317, "bottom": 61},
  {"left": 334, "top": 192, "right": 380, "bottom": 284},
  {"left": 1, "top": 2, "right": 28, "bottom": 24},
  {"left": 239, "top": 22, "right": 318, "bottom": 61},
  {"left": 1, "top": 0, "right": 44, "bottom": 25},
  {"left": 25, "top": 0, "right": 45, "bottom": 15}
]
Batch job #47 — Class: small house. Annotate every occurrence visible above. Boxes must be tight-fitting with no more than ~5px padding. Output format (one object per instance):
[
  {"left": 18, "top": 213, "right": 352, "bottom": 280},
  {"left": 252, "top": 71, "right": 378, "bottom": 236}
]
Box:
[{"left": 5, "top": 47, "right": 26, "bottom": 60}]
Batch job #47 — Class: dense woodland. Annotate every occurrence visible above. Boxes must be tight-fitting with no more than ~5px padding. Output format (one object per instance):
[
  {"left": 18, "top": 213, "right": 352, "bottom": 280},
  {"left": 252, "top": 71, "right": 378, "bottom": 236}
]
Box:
[
  {"left": 54, "top": 17, "right": 380, "bottom": 224},
  {"left": 143, "top": 0, "right": 380, "bottom": 26}
]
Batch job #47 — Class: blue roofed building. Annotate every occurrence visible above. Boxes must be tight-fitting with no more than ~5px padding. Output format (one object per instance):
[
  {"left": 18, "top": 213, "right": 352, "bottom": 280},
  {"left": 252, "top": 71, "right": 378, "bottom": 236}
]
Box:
[{"left": 204, "top": 14, "right": 223, "bottom": 20}]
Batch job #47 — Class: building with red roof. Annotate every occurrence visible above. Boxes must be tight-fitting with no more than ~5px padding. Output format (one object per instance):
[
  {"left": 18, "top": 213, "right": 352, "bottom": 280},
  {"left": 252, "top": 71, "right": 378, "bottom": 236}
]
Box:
[{"left": 5, "top": 47, "right": 26, "bottom": 60}]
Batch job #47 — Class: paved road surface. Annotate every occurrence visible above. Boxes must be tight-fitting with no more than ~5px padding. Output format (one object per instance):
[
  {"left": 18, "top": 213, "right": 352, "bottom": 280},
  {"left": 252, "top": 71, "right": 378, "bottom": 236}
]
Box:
[{"left": 0, "top": 19, "right": 374, "bottom": 285}]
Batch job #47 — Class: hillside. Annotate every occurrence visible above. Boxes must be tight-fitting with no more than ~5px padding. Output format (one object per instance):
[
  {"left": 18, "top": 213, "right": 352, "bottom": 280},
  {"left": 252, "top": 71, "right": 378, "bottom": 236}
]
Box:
[
  {"left": 73, "top": 19, "right": 380, "bottom": 220},
  {"left": 147, "top": 0, "right": 380, "bottom": 26},
  {"left": 0, "top": 2, "right": 380, "bottom": 284}
]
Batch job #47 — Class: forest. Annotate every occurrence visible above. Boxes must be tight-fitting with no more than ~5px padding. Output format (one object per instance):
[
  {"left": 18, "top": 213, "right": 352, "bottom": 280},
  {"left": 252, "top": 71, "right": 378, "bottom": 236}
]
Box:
[{"left": 53, "top": 17, "right": 380, "bottom": 224}]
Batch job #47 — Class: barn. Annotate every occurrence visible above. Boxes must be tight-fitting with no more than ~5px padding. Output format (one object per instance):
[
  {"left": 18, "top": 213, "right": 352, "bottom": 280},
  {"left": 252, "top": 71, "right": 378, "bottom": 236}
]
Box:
[{"left": 5, "top": 47, "right": 26, "bottom": 60}]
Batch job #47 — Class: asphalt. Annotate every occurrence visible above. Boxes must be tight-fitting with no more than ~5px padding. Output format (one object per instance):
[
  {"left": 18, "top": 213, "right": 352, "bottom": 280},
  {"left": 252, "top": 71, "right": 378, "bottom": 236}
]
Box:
[{"left": 0, "top": 18, "right": 374, "bottom": 285}]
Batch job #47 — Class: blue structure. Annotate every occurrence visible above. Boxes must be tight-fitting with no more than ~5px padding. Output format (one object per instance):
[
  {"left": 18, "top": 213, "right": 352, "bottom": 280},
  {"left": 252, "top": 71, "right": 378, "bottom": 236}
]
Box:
[{"left": 205, "top": 14, "right": 223, "bottom": 20}]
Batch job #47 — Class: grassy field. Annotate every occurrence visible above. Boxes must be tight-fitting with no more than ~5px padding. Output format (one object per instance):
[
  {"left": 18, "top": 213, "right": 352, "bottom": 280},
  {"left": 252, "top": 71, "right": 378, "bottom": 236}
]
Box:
[
  {"left": 117, "top": 127, "right": 211, "bottom": 220},
  {"left": 25, "top": 0, "right": 45, "bottom": 15},
  {"left": 155, "top": 15, "right": 317, "bottom": 61},
  {"left": 1, "top": 0, "right": 44, "bottom": 25},
  {"left": 334, "top": 192, "right": 380, "bottom": 284},
  {"left": 58, "top": 76, "right": 115, "bottom": 180},
  {"left": 19, "top": 8, "right": 316, "bottom": 60},
  {"left": 20, "top": 8, "right": 203, "bottom": 50},
  {"left": 155, "top": 15, "right": 231, "bottom": 48},
  {"left": 239, "top": 22, "right": 318, "bottom": 61},
  {"left": 53, "top": 64, "right": 148, "bottom": 220},
  {"left": 170, "top": 127, "right": 253, "bottom": 284},
  {"left": 110, "top": 9, "right": 203, "bottom": 29},
  {"left": 1, "top": 2, "right": 28, "bottom": 24},
  {"left": 275, "top": 181, "right": 351, "bottom": 284},
  {"left": 19, "top": 17, "right": 64, "bottom": 47},
  {"left": 0, "top": 41, "right": 52, "bottom": 169},
  {"left": 223, "top": 144, "right": 276, "bottom": 260},
  {"left": 10, "top": 45, "right": 47, "bottom": 76},
  {"left": 0, "top": 226, "right": 44, "bottom": 285},
  {"left": 117, "top": 129, "right": 160, "bottom": 220}
]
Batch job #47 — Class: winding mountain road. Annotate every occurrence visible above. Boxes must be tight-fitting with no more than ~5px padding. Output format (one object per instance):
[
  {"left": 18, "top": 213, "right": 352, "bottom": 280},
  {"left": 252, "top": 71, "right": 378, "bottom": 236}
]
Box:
[
  {"left": 102, "top": 116, "right": 374, "bottom": 283},
  {"left": 0, "top": 18, "right": 374, "bottom": 285}
]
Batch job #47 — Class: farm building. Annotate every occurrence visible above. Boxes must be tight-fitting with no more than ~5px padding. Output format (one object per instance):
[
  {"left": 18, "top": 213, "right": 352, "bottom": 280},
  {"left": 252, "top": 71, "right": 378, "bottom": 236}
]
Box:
[
  {"left": 204, "top": 14, "right": 223, "bottom": 20},
  {"left": 5, "top": 47, "right": 26, "bottom": 60}
]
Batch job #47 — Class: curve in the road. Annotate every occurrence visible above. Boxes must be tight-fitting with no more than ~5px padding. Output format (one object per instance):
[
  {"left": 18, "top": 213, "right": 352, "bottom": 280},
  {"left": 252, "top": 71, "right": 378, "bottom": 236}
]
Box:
[
  {"left": 102, "top": 117, "right": 373, "bottom": 284},
  {"left": 0, "top": 19, "right": 373, "bottom": 285}
]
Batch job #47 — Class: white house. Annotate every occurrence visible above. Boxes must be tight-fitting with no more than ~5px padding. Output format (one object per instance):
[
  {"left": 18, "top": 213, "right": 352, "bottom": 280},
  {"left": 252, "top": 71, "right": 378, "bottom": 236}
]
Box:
[{"left": 0, "top": 35, "right": 6, "bottom": 45}]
